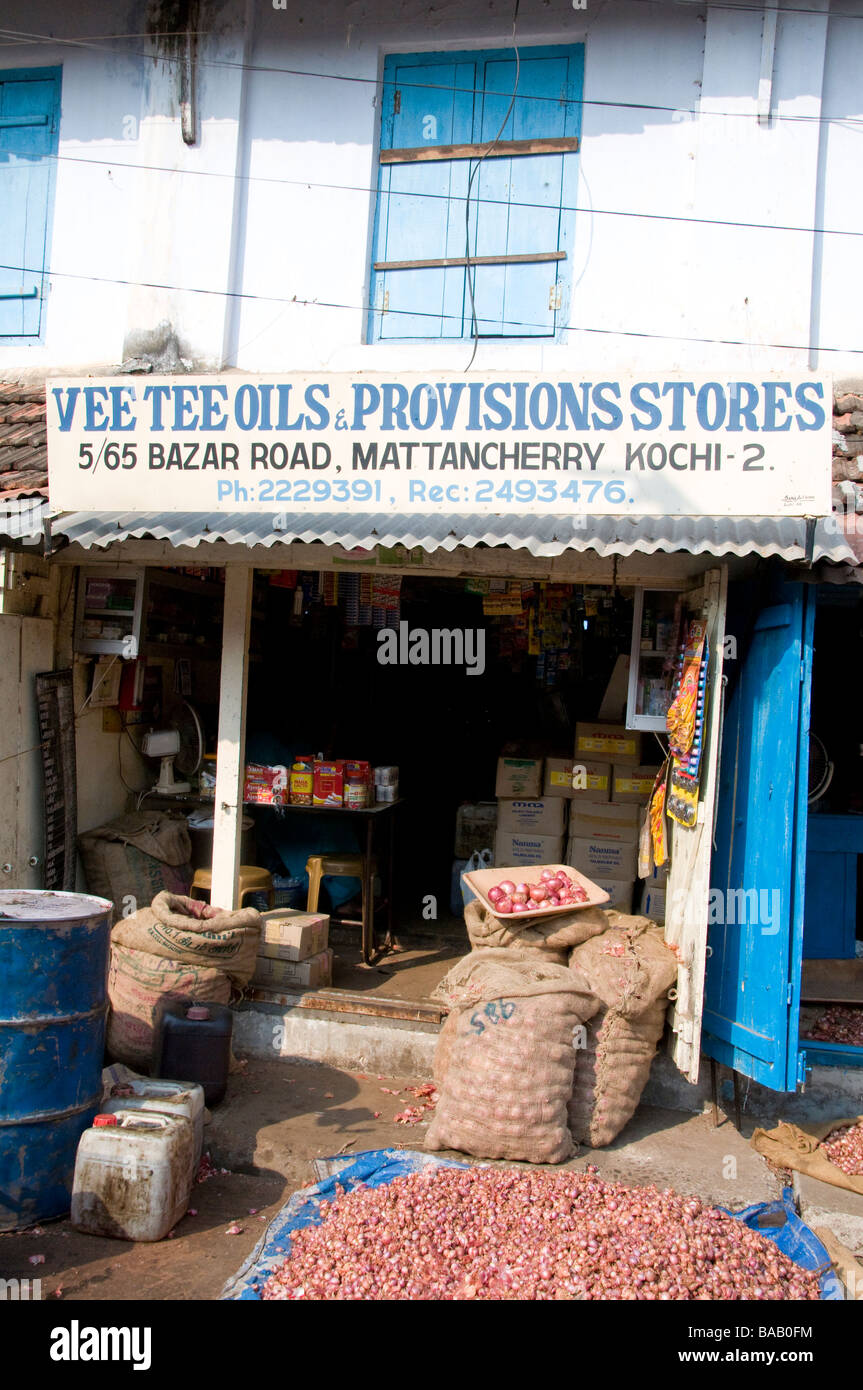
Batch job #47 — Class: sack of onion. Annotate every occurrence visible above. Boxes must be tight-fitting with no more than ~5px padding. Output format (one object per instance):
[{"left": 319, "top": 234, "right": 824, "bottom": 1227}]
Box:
[
  {"left": 463, "top": 896, "right": 607, "bottom": 957},
  {"left": 752, "top": 1115, "right": 863, "bottom": 1197},
  {"left": 568, "top": 915, "right": 679, "bottom": 1147},
  {"left": 426, "top": 950, "right": 599, "bottom": 1163}
]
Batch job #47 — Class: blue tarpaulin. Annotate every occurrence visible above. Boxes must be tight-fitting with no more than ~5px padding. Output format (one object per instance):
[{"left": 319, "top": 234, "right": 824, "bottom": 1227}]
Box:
[{"left": 221, "top": 1150, "right": 842, "bottom": 1301}]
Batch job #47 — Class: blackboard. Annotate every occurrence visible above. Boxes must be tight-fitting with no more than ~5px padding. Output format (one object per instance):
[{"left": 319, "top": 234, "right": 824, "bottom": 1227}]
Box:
[{"left": 35, "top": 669, "right": 78, "bottom": 891}]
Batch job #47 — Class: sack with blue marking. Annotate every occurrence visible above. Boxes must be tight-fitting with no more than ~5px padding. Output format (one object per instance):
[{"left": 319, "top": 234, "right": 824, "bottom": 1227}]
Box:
[{"left": 426, "top": 950, "right": 599, "bottom": 1164}]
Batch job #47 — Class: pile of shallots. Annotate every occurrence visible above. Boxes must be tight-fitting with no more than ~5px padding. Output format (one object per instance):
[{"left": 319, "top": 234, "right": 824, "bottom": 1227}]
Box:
[
  {"left": 804, "top": 1005, "right": 863, "bottom": 1047},
  {"left": 820, "top": 1120, "right": 863, "bottom": 1177},
  {"left": 260, "top": 1165, "right": 820, "bottom": 1301}
]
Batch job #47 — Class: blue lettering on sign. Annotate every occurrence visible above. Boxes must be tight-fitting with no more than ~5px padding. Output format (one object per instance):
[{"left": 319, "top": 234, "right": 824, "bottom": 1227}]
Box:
[{"left": 51, "top": 379, "right": 830, "bottom": 436}]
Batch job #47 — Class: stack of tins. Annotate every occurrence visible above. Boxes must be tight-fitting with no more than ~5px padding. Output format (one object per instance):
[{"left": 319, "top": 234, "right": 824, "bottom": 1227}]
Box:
[{"left": 0, "top": 890, "right": 112, "bottom": 1230}]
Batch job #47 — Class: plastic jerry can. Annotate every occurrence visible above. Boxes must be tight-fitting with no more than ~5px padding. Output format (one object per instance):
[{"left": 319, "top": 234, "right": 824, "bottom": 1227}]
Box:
[
  {"left": 154, "top": 1000, "right": 233, "bottom": 1107},
  {"left": 101, "top": 1079, "right": 205, "bottom": 1185},
  {"left": 71, "top": 1110, "right": 194, "bottom": 1242}
]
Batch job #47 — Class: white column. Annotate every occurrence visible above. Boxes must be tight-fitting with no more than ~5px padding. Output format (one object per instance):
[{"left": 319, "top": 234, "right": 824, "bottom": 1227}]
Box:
[{"left": 211, "top": 565, "right": 253, "bottom": 910}]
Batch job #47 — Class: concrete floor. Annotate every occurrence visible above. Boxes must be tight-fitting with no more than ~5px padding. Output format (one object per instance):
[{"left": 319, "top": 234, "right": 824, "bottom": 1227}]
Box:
[{"left": 0, "top": 1055, "right": 789, "bottom": 1302}]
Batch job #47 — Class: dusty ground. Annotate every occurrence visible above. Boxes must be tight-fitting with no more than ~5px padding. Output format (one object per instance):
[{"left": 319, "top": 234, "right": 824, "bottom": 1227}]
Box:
[{"left": 0, "top": 1056, "right": 784, "bottom": 1302}]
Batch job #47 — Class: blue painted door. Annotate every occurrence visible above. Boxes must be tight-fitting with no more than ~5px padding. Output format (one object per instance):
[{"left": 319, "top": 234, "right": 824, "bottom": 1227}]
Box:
[
  {"left": 0, "top": 67, "right": 61, "bottom": 339},
  {"left": 702, "top": 580, "right": 814, "bottom": 1091}
]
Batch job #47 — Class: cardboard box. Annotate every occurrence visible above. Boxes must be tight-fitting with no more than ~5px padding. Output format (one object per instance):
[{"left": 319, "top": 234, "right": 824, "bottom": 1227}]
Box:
[
  {"left": 612, "top": 765, "right": 662, "bottom": 804},
  {"left": 259, "top": 908, "right": 329, "bottom": 961},
  {"left": 567, "top": 835, "right": 639, "bottom": 880},
  {"left": 251, "top": 948, "right": 333, "bottom": 990},
  {"left": 575, "top": 722, "right": 642, "bottom": 766},
  {"left": 592, "top": 877, "right": 635, "bottom": 912},
  {"left": 642, "top": 859, "right": 670, "bottom": 886},
  {"left": 244, "top": 763, "right": 289, "bottom": 806},
  {"left": 543, "top": 757, "right": 610, "bottom": 803},
  {"left": 313, "top": 759, "right": 345, "bottom": 807},
  {"left": 496, "top": 798, "right": 567, "bottom": 836},
  {"left": 641, "top": 884, "right": 667, "bottom": 923},
  {"left": 454, "top": 801, "right": 498, "bottom": 857},
  {"left": 568, "top": 759, "right": 612, "bottom": 804},
  {"left": 569, "top": 801, "right": 641, "bottom": 844},
  {"left": 495, "top": 757, "right": 543, "bottom": 799},
  {"left": 494, "top": 829, "right": 565, "bottom": 868}
]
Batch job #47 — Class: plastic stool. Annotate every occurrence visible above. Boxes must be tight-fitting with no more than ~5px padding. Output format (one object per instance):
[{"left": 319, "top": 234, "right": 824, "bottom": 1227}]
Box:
[
  {"left": 305, "top": 853, "right": 377, "bottom": 917},
  {"left": 190, "top": 865, "right": 275, "bottom": 909}
]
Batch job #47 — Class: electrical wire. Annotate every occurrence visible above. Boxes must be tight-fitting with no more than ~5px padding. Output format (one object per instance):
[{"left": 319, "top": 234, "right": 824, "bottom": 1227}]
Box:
[
  {"left": 3, "top": 150, "right": 863, "bottom": 243},
  {"left": 3, "top": 256, "right": 862, "bottom": 353},
  {"left": 464, "top": 1, "right": 522, "bottom": 369},
  {"left": 2, "top": 24, "right": 862, "bottom": 127}
]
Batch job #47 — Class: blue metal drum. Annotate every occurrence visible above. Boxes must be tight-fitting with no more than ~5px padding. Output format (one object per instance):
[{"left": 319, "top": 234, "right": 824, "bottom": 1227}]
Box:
[{"left": 0, "top": 890, "right": 112, "bottom": 1230}]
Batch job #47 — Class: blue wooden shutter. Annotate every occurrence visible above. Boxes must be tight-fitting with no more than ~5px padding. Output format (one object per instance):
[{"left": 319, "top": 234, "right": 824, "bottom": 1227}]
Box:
[
  {"left": 373, "top": 57, "right": 475, "bottom": 340},
  {"left": 471, "top": 52, "right": 577, "bottom": 337},
  {"left": 702, "top": 580, "right": 813, "bottom": 1091},
  {"left": 370, "top": 46, "right": 582, "bottom": 342},
  {"left": 0, "top": 68, "right": 61, "bottom": 339}
]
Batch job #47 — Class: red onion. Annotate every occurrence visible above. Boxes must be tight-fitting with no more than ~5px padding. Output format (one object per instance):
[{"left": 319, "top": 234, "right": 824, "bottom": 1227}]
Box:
[
  {"left": 261, "top": 1166, "right": 821, "bottom": 1301},
  {"left": 820, "top": 1120, "right": 863, "bottom": 1176}
]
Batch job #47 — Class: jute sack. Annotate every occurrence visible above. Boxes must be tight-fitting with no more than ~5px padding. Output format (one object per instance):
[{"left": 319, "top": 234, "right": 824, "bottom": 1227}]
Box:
[
  {"left": 751, "top": 1117, "right": 863, "bottom": 1198},
  {"left": 425, "top": 950, "right": 600, "bottom": 1164},
  {"left": 112, "top": 892, "right": 261, "bottom": 987},
  {"left": 107, "top": 943, "right": 231, "bottom": 1068},
  {"left": 568, "top": 915, "right": 678, "bottom": 1147},
  {"left": 78, "top": 813, "right": 193, "bottom": 921},
  {"left": 464, "top": 898, "right": 608, "bottom": 956}
]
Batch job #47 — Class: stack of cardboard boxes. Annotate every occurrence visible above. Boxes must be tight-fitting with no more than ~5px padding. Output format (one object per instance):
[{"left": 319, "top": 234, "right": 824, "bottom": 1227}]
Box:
[
  {"left": 494, "top": 757, "right": 568, "bottom": 869},
  {"left": 249, "top": 908, "right": 333, "bottom": 990},
  {"left": 469, "top": 729, "right": 668, "bottom": 917},
  {"left": 565, "top": 723, "right": 661, "bottom": 914}
]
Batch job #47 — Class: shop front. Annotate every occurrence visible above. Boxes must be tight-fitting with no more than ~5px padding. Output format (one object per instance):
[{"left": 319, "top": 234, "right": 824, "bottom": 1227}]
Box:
[{"left": 43, "top": 371, "right": 860, "bottom": 1097}]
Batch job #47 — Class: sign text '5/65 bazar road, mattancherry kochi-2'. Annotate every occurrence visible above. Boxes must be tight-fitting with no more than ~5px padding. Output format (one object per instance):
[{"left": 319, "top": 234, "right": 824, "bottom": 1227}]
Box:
[{"left": 45, "top": 374, "right": 833, "bottom": 517}]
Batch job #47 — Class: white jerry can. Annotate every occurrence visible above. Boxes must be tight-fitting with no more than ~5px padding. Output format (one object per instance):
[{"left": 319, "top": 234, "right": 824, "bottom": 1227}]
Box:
[
  {"left": 101, "top": 1078, "right": 205, "bottom": 1185},
  {"left": 71, "top": 1110, "right": 194, "bottom": 1242}
]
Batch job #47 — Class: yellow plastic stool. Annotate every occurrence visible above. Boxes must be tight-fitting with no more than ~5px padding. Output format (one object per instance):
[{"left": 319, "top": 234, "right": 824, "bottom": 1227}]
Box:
[
  {"left": 190, "top": 865, "right": 275, "bottom": 909},
  {"left": 305, "top": 853, "right": 377, "bottom": 916}
]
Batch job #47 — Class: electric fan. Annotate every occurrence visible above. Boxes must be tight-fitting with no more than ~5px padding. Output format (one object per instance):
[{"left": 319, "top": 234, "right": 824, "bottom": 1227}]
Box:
[
  {"left": 808, "top": 733, "right": 834, "bottom": 806},
  {"left": 141, "top": 699, "right": 204, "bottom": 795}
]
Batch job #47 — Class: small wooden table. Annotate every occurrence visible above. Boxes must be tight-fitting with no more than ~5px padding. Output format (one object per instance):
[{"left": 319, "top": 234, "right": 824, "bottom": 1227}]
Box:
[{"left": 257, "top": 799, "right": 405, "bottom": 965}]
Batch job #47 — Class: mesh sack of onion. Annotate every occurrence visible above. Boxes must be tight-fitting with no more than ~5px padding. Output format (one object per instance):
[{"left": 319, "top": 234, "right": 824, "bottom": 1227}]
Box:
[
  {"left": 426, "top": 950, "right": 600, "bottom": 1163},
  {"left": 255, "top": 1163, "right": 826, "bottom": 1301},
  {"left": 568, "top": 916, "right": 679, "bottom": 1148},
  {"left": 464, "top": 896, "right": 608, "bottom": 958}
]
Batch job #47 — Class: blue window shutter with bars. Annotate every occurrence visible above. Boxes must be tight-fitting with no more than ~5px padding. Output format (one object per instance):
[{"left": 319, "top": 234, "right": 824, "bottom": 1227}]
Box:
[
  {"left": 370, "top": 45, "right": 583, "bottom": 342},
  {"left": 0, "top": 67, "right": 62, "bottom": 340}
]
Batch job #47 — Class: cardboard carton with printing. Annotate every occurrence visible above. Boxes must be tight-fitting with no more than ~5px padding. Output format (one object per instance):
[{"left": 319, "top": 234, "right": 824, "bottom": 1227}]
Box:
[
  {"left": 544, "top": 757, "right": 611, "bottom": 803},
  {"left": 612, "top": 764, "right": 662, "bottom": 805},
  {"left": 495, "top": 756, "right": 543, "bottom": 799},
  {"left": 566, "top": 835, "right": 639, "bottom": 881},
  {"left": 575, "top": 722, "right": 642, "bottom": 767},
  {"left": 494, "top": 829, "right": 566, "bottom": 868},
  {"left": 496, "top": 798, "right": 567, "bottom": 836}
]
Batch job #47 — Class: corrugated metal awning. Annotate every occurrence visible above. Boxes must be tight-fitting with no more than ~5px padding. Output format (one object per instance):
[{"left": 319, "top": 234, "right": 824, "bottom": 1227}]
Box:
[
  {"left": 49, "top": 510, "right": 858, "bottom": 564},
  {"left": 0, "top": 496, "right": 49, "bottom": 548}
]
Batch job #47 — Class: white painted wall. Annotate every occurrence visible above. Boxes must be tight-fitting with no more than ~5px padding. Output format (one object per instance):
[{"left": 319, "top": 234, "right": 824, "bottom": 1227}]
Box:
[{"left": 1, "top": 0, "right": 861, "bottom": 380}]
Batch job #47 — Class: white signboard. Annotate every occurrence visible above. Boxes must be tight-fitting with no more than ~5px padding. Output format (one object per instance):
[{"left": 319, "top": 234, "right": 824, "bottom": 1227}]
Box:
[{"left": 46, "top": 374, "right": 832, "bottom": 517}]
